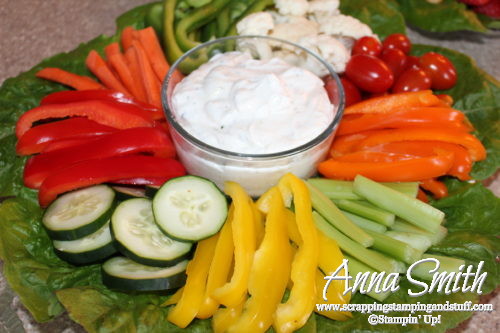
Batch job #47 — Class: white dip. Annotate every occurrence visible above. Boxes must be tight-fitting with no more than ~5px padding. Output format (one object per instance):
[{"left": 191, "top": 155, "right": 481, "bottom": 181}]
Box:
[
  {"left": 169, "top": 51, "right": 338, "bottom": 196},
  {"left": 171, "top": 51, "right": 334, "bottom": 154}
]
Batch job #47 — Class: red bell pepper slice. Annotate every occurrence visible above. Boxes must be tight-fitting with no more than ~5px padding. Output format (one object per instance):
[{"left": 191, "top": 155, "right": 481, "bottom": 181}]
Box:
[
  {"left": 42, "top": 137, "right": 101, "bottom": 153},
  {"left": 15, "top": 99, "right": 154, "bottom": 139},
  {"left": 318, "top": 151, "right": 454, "bottom": 182},
  {"left": 337, "top": 107, "right": 471, "bottom": 136},
  {"left": 15, "top": 117, "right": 117, "bottom": 155},
  {"left": 24, "top": 127, "right": 175, "bottom": 189},
  {"left": 40, "top": 89, "right": 164, "bottom": 120},
  {"left": 38, "top": 155, "right": 185, "bottom": 207}
]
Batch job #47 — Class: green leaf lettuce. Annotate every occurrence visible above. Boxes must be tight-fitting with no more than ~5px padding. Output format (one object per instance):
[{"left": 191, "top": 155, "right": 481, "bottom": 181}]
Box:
[{"left": 0, "top": 2, "right": 498, "bottom": 332}]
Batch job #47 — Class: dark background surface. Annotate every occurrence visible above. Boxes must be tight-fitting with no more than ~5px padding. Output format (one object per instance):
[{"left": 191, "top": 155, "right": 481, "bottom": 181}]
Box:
[{"left": 0, "top": 1, "right": 498, "bottom": 332}]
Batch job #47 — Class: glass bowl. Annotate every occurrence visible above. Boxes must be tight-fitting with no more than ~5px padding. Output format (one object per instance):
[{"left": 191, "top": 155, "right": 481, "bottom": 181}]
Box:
[{"left": 162, "top": 35, "right": 345, "bottom": 196}]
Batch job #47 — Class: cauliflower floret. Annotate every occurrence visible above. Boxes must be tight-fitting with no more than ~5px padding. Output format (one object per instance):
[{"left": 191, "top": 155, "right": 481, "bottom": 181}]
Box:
[
  {"left": 297, "top": 35, "right": 350, "bottom": 75},
  {"left": 275, "top": 0, "right": 309, "bottom": 17},
  {"left": 272, "top": 50, "right": 302, "bottom": 67},
  {"left": 308, "top": 0, "right": 340, "bottom": 17},
  {"left": 267, "top": 10, "right": 293, "bottom": 24},
  {"left": 236, "top": 12, "right": 274, "bottom": 36},
  {"left": 270, "top": 16, "right": 319, "bottom": 45},
  {"left": 317, "top": 14, "right": 375, "bottom": 40},
  {"left": 236, "top": 39, "right": 274, "bottom": 61}
]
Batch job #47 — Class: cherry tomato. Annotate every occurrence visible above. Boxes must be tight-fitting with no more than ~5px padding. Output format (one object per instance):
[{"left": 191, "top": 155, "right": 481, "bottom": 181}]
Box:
[
  {"left": 418, "top": 52, "right": 458, "bottom": 90},
  {"left": 352, "top": 36, "right": 382, "bottom": 57},
  {"left": 324, "top": 76, "right": 362, "bottom": 107},
  {"left": 404, "top": 55, "right": 421, "bottom": 70},
  {"left": 345, "top": 54, "right": 394, "bottom": 93},
  {"left": 381, "top": 48, "right": 407, "bottom": 78},
  {"left": 340, "top": 77, "right": 362, "bottom": 107},
  {"left": 382, "top": 33, "right": 412, "bottom": 54},
  {"left": 392, "top": 68, "right": 432, "bottom": 93}
]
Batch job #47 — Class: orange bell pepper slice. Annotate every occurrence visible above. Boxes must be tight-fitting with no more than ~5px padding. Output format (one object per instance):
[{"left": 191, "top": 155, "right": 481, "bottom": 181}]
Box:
[
  {"left": 353, "top": 128, "right": 486, "bottom": 161},
  {"left": 368, "top": 141, "right": 472, "bottom": 180},
  {"left": 344, "top": 90, "right": 440, "bottom": 115},
  {"left": 420, "top": 178, "right": 448, "bottom": 199},
  {"left": 329, "top": 131, "right": 374, "bottom": 157},
  {"left": 318, "top": 151, "right": 454, "bottom": 182},
  {"left": 337, "top": 107, "right": 471, "bottom": 136}
]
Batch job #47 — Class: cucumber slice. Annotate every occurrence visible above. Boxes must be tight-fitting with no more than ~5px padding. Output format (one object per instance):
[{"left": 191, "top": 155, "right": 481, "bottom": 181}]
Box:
[
  {"left": 42, "top": 185, "right": 115, "bottom": 240},
  {"left": 153, "top": 176, "right": 228, "bottom": 242},
  {"left": 112, "top": 198, "right": 192, "bottom": 267},
  {"left": 53, "top": 221, "right": 117, "bottom": 265},
  {"left": 102, "top": 256, "right": 187, "bottom": 291}
]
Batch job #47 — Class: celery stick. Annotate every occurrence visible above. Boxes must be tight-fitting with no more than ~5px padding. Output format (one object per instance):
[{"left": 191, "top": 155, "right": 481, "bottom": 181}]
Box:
[
  {"left": 364, "top": 229, "right": 422, "bottom": 264},
  {"left": 307, "top": 183, "right": 374, "bottom": 247},
  {"left": 314, "top": 212, "right": 406, "bottom": 273},
  {"left": 334, "top": 200, "right": 395, "bottom": 227},
  {"left": 307, "top": 178, "right": 361, "bottom": 200},
  {"left": 384, "top": 182, "right": 419, "bottom": 198},
  {"left": 353, "top": 175, "right": 444, "bottom": 233},
  {"left": 391, "top": 219, "right": 448, "bottom": 245},
  {"left": 342, "top": 211, "right": 387, "bottom": 233},
  {"left": 385, "top": 231, "right": 432, "bottom": 253},
  {"left": 307, "top": 178, "right": 419, "bottom": 199},
  {"left": 344, "top": 254, "right": 392, "bottom": 302},
  {"left": 409, "top": 254, "right": 465, "bottom": 281}
]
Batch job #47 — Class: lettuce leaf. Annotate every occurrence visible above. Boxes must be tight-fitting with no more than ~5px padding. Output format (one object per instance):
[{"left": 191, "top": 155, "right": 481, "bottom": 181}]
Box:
[
  {"left": 0, "top": 2, "right": 498, "bottom": 333},
  {"left": 340, "top": 0, "right": 406, "bottom": 39},
  {"left": 396, "top": 0, "right": 488, "bottom": 33}
]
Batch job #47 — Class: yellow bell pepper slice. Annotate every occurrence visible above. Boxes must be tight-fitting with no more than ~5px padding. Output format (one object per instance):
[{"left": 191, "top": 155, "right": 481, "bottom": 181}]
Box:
[
  {"left": 212, "top": 181, "right": 256, "bottom": 308},
  {"left": 167, "top": 234, "right": 218, "bottom": 328},
  {"left": 314, "top": 270, "right": 352, "bottom": 321},
  {"left": 161, "top": 287, "right": 183, "bottom": 307},
  {"left": 315, "top": 228, "right": 352, "bottom": 320},
  {"left": 197, "top": 206, "right": 235, "bottom": 319},
  {"left": 212, "top": 302, "right": 245, "bottom": 333},
  {"left": 274, "top": 173, "right": 319, "bottom": 333},
  {"left": 284, "top": 209, "right": 301, "bottom": 245},
  {"left": 317, "top": 229, "right": 351, "bottom": 304},
  {"left": 252, "top": 200, "right": 265, "bottom": 246},
  {"left": 228, "top": 187, "right": 293, "bottom": 333}
]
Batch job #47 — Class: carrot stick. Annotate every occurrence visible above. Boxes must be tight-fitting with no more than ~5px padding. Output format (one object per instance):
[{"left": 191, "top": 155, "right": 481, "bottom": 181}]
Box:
[
  {"left": 36, "top": 68, "right": 104, "bottom": 90},
  {"left": 124, "top": 48, "right": 148, "bottom": 102},
  {"left": 108, "top": 53, "right": 144, "bottom": 101},
  {"left": 104, "top": 42, "right": 121, "bottom": 60},
  {"left": 121, "top": 26, "right": 136, "bottom": 51},
  {"left": 131, "top": 40, "right": 162, "bottom": 108},
  {"left": 135, "top": 27, "right": 169, "bottom": 81},
  {"left": 344, "top": 90, "right": 441, "bottom": 115},
  {"left": 86, "top": 50, "right": 131, "bottom": 96}
]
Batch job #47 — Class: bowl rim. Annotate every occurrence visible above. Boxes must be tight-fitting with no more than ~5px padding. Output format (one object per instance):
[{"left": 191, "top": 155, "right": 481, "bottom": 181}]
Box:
[{"left": 161, "top": 35, "right": 345, "bottom": 160}]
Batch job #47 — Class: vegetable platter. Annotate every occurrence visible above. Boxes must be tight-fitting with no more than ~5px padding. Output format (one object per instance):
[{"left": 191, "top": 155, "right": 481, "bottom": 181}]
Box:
[{"left": 0, "top": 0, "right": 499, "bottom": 333}]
